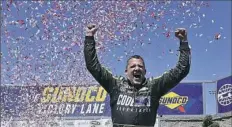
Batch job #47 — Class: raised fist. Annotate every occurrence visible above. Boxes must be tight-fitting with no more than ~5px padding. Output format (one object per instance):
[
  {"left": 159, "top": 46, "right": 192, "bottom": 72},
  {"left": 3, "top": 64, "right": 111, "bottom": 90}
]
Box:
[
  {"left": 175, "top": 28, "right": 188, "bottom": 42},
  {"left": 86, "top": 24, "right": 98, "bottom": 36}
]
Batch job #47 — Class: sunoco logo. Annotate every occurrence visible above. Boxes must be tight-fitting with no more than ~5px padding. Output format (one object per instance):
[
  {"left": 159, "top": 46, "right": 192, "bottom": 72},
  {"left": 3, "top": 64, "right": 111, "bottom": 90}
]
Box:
[
  {"left": 217, "top": 83, "right": 232, "bottom": 106},
  {"left": 159, "top": 92, "right": 188, "bottom": 112}
]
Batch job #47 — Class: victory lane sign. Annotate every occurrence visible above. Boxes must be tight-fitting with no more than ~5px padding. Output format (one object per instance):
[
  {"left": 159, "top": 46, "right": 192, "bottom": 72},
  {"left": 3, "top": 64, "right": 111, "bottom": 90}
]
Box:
[{"left": 34, "top": 86, "right": 108, "bottom": 117}]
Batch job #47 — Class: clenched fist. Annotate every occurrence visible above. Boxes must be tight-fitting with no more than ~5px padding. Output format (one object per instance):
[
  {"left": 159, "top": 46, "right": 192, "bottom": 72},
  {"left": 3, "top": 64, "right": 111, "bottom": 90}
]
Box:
[
  {"left": 86, "top": 24, "right": 98, "bottom": 36},
  {"left": 175, "top": 28, "right": 188, "bottom": 42}
]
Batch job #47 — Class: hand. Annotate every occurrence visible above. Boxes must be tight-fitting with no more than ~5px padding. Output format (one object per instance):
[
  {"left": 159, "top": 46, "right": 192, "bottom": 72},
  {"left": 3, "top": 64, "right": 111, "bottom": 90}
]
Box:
[
  {"left": 175, "top": 28, "right": 188, "bottom": 42},
  {"left": 86, "top": 24, "right": 98, "bottom": 36}
]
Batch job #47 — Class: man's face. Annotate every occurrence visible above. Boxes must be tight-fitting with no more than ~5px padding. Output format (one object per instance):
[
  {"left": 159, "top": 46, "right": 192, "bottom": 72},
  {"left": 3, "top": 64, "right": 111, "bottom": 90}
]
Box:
[{"left": 125, "top": 58, "right": 146, "bottom": 86}]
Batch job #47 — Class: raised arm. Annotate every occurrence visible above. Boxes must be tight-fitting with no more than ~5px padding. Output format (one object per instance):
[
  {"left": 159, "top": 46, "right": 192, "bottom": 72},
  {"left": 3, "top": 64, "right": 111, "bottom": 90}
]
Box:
[
  {"left": 84, "top": 24, "right": 116, "bottom": 93},
  {"left": 151, "top": 28, "right": 191, "bottom": 96}
]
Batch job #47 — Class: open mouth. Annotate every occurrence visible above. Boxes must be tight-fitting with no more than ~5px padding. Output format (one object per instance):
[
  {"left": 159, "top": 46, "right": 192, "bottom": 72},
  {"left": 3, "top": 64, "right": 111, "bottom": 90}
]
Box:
[{"left": 134, "top": 74, "right": 141, "bottom": 79}]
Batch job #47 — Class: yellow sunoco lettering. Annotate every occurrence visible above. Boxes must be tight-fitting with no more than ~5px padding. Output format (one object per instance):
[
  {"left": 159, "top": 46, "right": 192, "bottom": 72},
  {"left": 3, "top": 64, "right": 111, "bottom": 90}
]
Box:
[
  {"left": 96, "top": 87, "right": 107, "bottom": 102},
  {"left": 41, "top": 87, "right": 54, "bottom": 103},
  {"left": 51, "top": 87, "right": 60, "bottom": 103},
  {"left": 160, "top": 96, "right": 188, "bottom": 104},
  {"left": 85, "top": 86, "right": 97, "bottom": 102},
  {"left": 41, "top": 86, "right": 108, "bottom": 103},
  {"left": 57, "top": 87, "right": 65, "bottom": 102},
  {"left": 74, "top": 87, "right": 87, "bottom": 102},
  {"left": 62, "top": 87, "right": 75, "bottom": 102}
]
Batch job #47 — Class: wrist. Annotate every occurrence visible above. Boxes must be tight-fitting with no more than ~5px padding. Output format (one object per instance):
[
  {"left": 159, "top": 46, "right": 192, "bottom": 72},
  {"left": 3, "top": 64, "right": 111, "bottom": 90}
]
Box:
[
  {"left": 180, "top": 40, "right": 188, "bottom": 43},
  {"left": 85, "top": 36, "right": 94, "bottom": 40},
  {"left": 86, "top": 33, "right": 93, "bottom": 36},
  {"left": 180, "top": 38, "right": 188, "bottom": 43}
]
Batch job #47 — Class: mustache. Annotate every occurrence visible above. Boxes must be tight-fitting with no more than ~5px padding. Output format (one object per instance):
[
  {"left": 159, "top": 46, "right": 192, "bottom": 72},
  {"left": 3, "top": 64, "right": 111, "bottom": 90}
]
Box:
[{"left": 133, "top": 70, "right": 142, "bottom": 74}]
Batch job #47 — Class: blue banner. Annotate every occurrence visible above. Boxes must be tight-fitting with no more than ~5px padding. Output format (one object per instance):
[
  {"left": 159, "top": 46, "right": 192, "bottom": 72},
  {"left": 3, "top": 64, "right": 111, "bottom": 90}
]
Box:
[
  {"left": 217, "top": 76, "right": 232, "bottom": 113},
  {"left": 157, "top": 83, "right": 203, "bottom": 115}
]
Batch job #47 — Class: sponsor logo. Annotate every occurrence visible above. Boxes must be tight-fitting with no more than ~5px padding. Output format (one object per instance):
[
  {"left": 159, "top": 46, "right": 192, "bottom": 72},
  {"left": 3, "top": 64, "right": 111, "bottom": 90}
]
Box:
[
  {"left": 36, "top": 86, "right": 108, "bottom": 115},
  {"left": 90, "top": 120, "right": 101, "bottom": 125},
  {"left": 117, "top": 94, "right": 150, "bottom": 107},
  {"left": 74, "top": 120, "right": 109, "bottom": 127},
  {"left": 218, "top": 83, "right": 232, "bottom": 106},
  {"left": 40, "top": 86, "right": 107, "bottom": 103},
  {"left": 159, "top": 92, "right": 188, "bottom": 112},
  {"left": 116, "top": 94, "right": 151, "bottom": 113},
  {"left": 117, "top": 94, "right": 134, "bottom": 106}
]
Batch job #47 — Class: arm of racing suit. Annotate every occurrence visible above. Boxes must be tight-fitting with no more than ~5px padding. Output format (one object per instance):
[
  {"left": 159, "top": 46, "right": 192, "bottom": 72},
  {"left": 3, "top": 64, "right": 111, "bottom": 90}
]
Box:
[
  {"left": 151, "top": 41, "right": 191, "bottom": 97},
  {"left": 84, "top": 36, "right": 117, "bottom": 94}
]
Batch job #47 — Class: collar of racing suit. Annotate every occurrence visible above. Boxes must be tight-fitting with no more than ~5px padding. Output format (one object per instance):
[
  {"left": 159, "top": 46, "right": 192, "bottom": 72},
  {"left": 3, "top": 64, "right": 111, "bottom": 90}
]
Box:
[
  {"left": 125, "top": 77, "right": 148, "bottom": 90},
  {"left": 124, "top": 77, "right": 149, "bottom": 106}
]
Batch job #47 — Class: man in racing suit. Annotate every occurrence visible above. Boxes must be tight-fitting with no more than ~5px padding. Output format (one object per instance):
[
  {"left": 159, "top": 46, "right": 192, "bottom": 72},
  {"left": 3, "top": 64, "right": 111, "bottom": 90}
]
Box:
[{"left": 84, "top": 24, "right": 191, "bottom": 127}]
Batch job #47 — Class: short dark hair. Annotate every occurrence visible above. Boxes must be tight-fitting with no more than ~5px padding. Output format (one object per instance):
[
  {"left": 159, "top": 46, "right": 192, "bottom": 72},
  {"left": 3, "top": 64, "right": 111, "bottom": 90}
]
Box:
[{"left": 126, "top": 55, "right": 145, "bottom": 69}]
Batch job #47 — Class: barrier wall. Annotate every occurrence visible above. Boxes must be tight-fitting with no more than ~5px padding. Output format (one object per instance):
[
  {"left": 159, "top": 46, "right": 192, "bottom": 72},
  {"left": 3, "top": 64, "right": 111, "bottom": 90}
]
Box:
[{"left": 0, "top": 119, "right": 113, "bottom": 127}]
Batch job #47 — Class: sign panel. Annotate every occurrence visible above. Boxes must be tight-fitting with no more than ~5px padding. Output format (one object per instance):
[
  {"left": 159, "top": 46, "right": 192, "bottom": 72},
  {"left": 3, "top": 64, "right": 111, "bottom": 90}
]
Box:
[
  {"left": 217, "top": 76, "right": 232, "bottom": 113},
  {"left": 157, "top": 83, "right": 203, "bottom": 115},
  {"left": 1, "top": 83, "right": 204, "bottom": 119},
  {"left": 1, "top": 85, "right": 111, "bottom": 118}
]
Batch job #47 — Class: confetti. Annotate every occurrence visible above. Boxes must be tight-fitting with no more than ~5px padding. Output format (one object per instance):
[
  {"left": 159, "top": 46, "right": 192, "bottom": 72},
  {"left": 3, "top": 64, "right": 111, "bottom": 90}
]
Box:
[
  {"left": 0, "top": 0, "right": 220, "bottom": 85},
  {"left": 212, "top": 20, "right": 215, "bottom": 23},
  {"left": 202, "top": 14, "right": 206, "bottom": 18},
  {"left": 0, "top": 0, "right": 226, "bottom": 121},
  {"left": 215, "top": 33, "right": 221, "bottom": 40},
  {"left": 169, "top": 49, "right": 174, "bottom": 54}
]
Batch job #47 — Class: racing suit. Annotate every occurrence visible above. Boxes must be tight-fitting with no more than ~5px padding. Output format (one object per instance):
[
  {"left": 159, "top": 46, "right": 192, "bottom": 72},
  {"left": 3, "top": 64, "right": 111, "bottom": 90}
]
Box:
[{"left": 84, "top": 36, "right": 191, "bottom": 127}]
